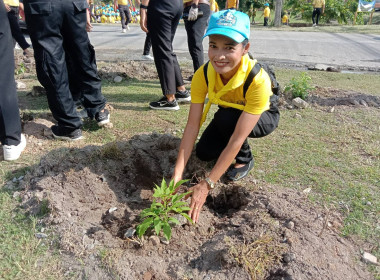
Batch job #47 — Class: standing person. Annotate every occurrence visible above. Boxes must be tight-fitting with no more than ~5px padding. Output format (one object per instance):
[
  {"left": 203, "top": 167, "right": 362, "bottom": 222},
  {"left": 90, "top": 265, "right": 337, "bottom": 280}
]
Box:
[
  {"left": 183, "top": 0, "right": 211, "bottom": 81},
  {"left": 115, "top": 0, "right": 132, "bottom": 33},
  {"left": 312, "top": 0, "right": 325, "bottom": 27},
  {"left": 89, "top": 0, "right": 96, "bottom": 23},
  {"left": 172, "top": 10, "right": 279, "bottom": 223},
  {"left": 263, "top": 3, "right": 270, "bottom": 26},
  {"left": 135, "top": 0, "right": 153, "bottom": 60},
  {"left": 23, "top": 0, "right": 110, "bottom": 141},
  {"left": 1, "top": 0, "right": 26, "bottom": 161},
  {"left": 140, "top": 0, "right": 190, "bottom": 111},
  {"left": 4, "top": 0, "right": 31, "bottom": 56},
  {"left": 225, "top": 0, "right": 239, "bottom": 9}
]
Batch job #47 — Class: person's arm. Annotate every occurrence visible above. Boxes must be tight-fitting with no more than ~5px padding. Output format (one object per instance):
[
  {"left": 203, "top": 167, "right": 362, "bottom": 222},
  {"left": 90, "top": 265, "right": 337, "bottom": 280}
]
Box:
[
  {"left": 173, "top": 103, "right": 204, "bottom": 184},
  {"left": 236, "top": 0, "right": 239, "bottom": 10},
  {"left": 186, "top": 111, "right": 261, "bottom": 223},
  {"left": 86, "top": 0, "right": 93, "bottom": 32},
  {"left": 322, "top": 0, "right": 325, "bottom": 13},
  {"left": 139, "top": 0, "right": 149, "bottom": 32},
  {"left": 114, "top": 0, "right": 118, "bottom": 12}
]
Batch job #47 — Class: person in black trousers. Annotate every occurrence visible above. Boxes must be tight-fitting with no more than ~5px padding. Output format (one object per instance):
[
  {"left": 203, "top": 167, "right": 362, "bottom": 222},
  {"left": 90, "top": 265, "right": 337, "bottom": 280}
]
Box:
[
  {"left": 4, "top": 0, "right": 31, "bottom": 56},
  {"left": 23, "top": 0, "right": 110, "bottom": 141},
  {"left": 140, "top": 0, "right": 190, "bottom": 111},
  {"left": 0, "top": 1, "right": 26, "bottom": 161},
  {"left": 183, "top": 0, "right": 211, "bottom": 81}
]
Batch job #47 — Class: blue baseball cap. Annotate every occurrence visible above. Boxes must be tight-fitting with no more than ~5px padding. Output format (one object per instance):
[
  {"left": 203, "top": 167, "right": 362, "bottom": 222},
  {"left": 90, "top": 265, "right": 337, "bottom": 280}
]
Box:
[
  {"left": 203, "top": 10, "right": 250, "bottom": 43},
  {"left": 264, "top": 3, "right": 269, "bottom": 6}
]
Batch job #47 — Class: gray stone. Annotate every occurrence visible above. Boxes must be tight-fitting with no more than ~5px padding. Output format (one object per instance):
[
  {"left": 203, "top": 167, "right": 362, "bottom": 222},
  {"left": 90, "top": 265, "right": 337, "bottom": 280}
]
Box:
[
  {"left": 149, "top": 235, "right": 160, "bottom": 246},
  {"left": 283, "top": 253, "right": 295, "bottom": 263},
  {"left": 35, "top": 233, "right": 48, "bottom": 239},
  {"left": 362, "top": 252, "right": 377, "bottom": 265},
  {"left": 108, "top": 207, "right": 117, "bottom": 213},
  {"left": 350, "top": 99, "right": 360, "bottom": 106},
  {"left": 292, "top": 97, "right": 309, "bottom": 109},
  {"left": 16, "top": 80, "right": 26, "bottom": 89},
  {"left": 13, "top": 191, "right": 21, "bottom": 199},
  {"left": 123, "top": 228, "right": 136, "bottom": 239},
  {"left": 113, "top": 76, "right": 123, "bottom": 83},
  {"left": 285, "top": 221, "right": 295, "bottom": 230},
  {"left": 160, "top": 237, "right": 170, "bottom": 245},
  {"left": 173, "top": 214, "right": 188, "bottom": 226}
]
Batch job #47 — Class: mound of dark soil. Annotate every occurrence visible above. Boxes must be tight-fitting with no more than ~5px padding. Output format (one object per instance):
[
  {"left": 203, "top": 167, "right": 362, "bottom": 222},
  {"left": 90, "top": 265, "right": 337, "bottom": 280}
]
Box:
[{"left": 20, "top": 133, "right": 372, "bottom": 280}]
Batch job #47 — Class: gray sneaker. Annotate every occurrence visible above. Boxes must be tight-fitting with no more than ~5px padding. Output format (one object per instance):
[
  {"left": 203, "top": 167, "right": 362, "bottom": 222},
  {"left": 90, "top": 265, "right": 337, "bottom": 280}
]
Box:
[
  {"left": 149, "top": 97, "right": 180, "bottom": 111},
  {"left": 175, "top": 89, "right": 191, "bottom": 103}
]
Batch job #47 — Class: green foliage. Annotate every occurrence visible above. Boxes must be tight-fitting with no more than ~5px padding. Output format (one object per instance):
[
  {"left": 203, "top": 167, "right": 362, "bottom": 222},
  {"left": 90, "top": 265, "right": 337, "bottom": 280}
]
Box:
[
  {"left": 284, "top": 72, "right": 314, "bottom": 100},
  {"left": 136, "top": 179, "right": 193, "bottom": 241},
  {"left": 15, "top": 62, "right": 26, "bottom": 75},
  {"left": 284, "top": 0, "right": 359, "bottom": 24}
]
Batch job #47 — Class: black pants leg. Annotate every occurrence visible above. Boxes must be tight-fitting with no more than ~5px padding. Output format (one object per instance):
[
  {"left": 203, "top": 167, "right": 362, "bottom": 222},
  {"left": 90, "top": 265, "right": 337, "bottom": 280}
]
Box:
[
  {"left": 264, "top": 17, "right": 269, "bottom": 26},
  {"left": 24, "top": 0, "right": 106, "bottom": 130},
  {"left": 7, "top": 6, "right": 30, "bottom": 50},
  {"left": 196, "top": 106, "right": 280, "bottom": 164},
  {"left": 143, "top": 33, "right": 152, "bottom": 55},
  {"left": 312, "top": 8, "right": 321, "bottom": 25},
  {"left": 119, "top": 5, "right": 131, "bottom": 29},
  {"left": 0, "top": 4, "right": 22, "bottom": 146},
  {"left": 148, "top": 0, "right": 184, "bottom": 95},
  {"left": 184, "top": 3, "right": 210, "bottom": 72}
]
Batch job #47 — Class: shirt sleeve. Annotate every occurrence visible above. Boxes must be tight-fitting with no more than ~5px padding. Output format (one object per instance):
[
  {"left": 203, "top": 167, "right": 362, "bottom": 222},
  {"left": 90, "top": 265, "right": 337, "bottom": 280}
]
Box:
[
  {"left": 244, "top": 68, "right": 272, "bottom": 115},
  {"left": 190, "top": 64, "right": 208, "bottom": 104}
]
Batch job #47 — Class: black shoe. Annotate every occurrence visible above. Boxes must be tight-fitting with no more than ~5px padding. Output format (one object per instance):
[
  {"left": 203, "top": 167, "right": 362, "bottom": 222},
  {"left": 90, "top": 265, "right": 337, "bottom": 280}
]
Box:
[
  {"left": 95, "top": 109, "right": 110, "bottom": 127},
  {"left": 175, "top": 89, "right": 191, "bottom": 103},
  {"left": 149, "top": 97, "right": 180, "bottom": 111},
  {"left": 51, "top": 125, "right": 83, "bottom": 141},
  {"left": 225, "top": 159, "right": 254, "bottom": 181}
]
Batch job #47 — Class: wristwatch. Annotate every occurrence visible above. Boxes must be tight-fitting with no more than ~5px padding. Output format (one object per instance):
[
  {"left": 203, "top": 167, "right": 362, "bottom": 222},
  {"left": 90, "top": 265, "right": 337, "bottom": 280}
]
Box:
[{"left": 204, "top": 177, "right": 215, "bottom": 189}]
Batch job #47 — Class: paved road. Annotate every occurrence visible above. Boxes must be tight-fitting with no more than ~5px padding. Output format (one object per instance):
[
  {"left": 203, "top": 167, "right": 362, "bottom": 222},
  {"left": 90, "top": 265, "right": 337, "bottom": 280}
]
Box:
[{"left": 88, "top": 24, "right": 380, "bottom": 71}]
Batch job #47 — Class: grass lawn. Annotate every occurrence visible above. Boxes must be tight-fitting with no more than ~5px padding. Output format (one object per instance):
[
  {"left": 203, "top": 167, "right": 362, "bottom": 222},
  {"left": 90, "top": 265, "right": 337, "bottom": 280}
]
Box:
[{"left": 0, "top": 67, "right": 379, "bottom": 279}]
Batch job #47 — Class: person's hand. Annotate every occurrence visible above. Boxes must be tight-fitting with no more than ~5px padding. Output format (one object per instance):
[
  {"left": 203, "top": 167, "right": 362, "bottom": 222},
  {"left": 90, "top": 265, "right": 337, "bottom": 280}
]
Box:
[
  {"left": 185, "top": 180, "right": 210, "bottom": 223},
  {"left": 5, "top": 3, "right": 11, "bottom": 12},
  {"left": 86, "top": 9, "right": 93, "bottom": 32},
  {"left": 140, "top": 8, "right": 148, "bottom": 33},
  {"left": 188, "top": 6, "right": 198, "bottom": 21}
]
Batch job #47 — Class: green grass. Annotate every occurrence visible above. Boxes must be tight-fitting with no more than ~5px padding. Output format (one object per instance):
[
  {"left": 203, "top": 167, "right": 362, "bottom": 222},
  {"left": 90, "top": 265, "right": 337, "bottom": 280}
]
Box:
[{"left": 1, "top": 68, "right": 379, "bottom": 278}]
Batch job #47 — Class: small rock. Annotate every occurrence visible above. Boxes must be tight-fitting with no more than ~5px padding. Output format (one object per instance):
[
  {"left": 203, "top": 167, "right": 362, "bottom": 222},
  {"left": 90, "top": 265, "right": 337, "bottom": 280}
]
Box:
[
  {"left": 367, "top": 100, "right": 378, "bottom": 107},
  {"left": 350, "top": 99, "right": 360, "bottom": 106},
  {"left": 173, "top": 214, "right": 188, "bottom": 226},
  {"left": 16, "top": 80, "right": 26, "bottom": 89},
  {"left": 12, "top": 177, "right": 17, "bottom": 183},
  {"left": 113, "top": 76, "right": 123, "bottom": 83},
  {"left": 149, "top": 235, "right": 160, "bottom": 246},
  {"left": 359, "top": 100, "right": 368, "bottom": 107},
  {"left": 285, "top": 221, "right": 295, "bottom": 230},
  {"left": 329, "top": 107, "right": 335, "bottom": 113},
  {"left": 35, "top": 233, "right": 48, "bottom": 239},
  {"left": 143, "top": 271, "right": 152, "bottom": 280},
  {"left": 103, "top": 122, "right": 113, "bottom": 129},
  {"left": 283, "top": 252, "right": 295, "bottom": 263},
  {"left": 30, "top": 86, "right": 46, "bottom": 97},
  {"left": 294, "top": 113, "right": 302, "bottom": 118},
  {"left": 366, "top": 201, "right": 372, "bottom": 206},
  {"left": 362, "top": 252, "right": 377, "bottom": 265},
  {"left": 17, "top": 176, "right": 24, "bottom": 181},
  {"left": 13, "top": 191, "right": 21, "bottom": 198},
  {"left": 108, "top": 207, "right": 117, "bottom": 213},
  {"left": 208, "top": 226, "right": 215, "bottom": 234},
  {"left": 303, "top": 187, "right": 312, "bottom": 194},
  {"left": 292, "top": 97, "right": 309, "bottom": 109},
  {"left": 123, "top": 228, "right": 136, "bottom": 239},
  {"left": 160, "top": 237, "right": 170, "bottom": 245}
]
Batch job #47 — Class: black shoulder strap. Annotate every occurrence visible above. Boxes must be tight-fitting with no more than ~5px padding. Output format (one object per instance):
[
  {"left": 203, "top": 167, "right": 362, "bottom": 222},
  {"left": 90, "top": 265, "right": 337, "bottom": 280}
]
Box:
[
  {"left": 203, "top": 61, "right": 209, "bottom": 87},
  {"left": 243, "top": 63, "right": 261, "bottom": 98}
]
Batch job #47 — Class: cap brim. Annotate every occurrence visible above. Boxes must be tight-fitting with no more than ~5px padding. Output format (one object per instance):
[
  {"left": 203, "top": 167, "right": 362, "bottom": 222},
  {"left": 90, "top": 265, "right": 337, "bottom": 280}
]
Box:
[{"left": 203, "top": 27, "right": 246, "bottom": 43}]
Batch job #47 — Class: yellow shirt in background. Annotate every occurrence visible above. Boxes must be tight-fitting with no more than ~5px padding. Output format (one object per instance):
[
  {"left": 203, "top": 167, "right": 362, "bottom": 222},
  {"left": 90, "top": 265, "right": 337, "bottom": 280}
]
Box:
[
  {"left": 226, "top": 0, "right": 238, "bottom": 9},
  {"left": 191, "top": 55, "right": 272, "bottom": 124},
  {"left": 263, "top": 7, "right": 270, "bottom": 17},
  {"left": 282, "top": 15, "right": 288, "bottom": 23},
  {"left": 4, "top": 0, "right": 19, "bottom": 7},
  {"left": 118, "top": 0, "right": 129, "bottom": 5},
  {"left": 313, "top": 0, "right": 325, "bottom": 8}
]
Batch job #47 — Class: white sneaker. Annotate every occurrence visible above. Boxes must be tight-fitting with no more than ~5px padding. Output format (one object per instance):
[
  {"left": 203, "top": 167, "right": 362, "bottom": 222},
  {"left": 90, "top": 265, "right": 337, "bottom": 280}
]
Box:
[
  {"left": 122, "top": 29, "right": 127, "bottom": 33},
  {"left": 126, "top": 25, "right": 130, "bottom": 30},
  {"left": 312, "top": 23, "right": 316, "bottom": 27},
  {"left": 3, "top": 134, "right": 26, "bottom": 161},
  {"left": 141, "top": 54, "right": 154, "bottom": 61}
]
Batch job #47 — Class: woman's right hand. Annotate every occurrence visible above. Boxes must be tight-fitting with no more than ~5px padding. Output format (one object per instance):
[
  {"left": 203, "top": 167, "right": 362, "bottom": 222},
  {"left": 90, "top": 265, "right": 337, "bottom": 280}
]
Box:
[{"left": 140, "top": 8, "right": 148, "bottom": 33}]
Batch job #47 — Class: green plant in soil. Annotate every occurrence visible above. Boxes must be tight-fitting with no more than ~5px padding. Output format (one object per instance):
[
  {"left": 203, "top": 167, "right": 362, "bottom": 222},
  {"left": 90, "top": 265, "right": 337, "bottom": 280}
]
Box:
[
  {"left": 136, "top": 179, "right": 193, "bottom": 241},
  {"left": 284, "top": 72, "right": 314, "bottom": 100}
]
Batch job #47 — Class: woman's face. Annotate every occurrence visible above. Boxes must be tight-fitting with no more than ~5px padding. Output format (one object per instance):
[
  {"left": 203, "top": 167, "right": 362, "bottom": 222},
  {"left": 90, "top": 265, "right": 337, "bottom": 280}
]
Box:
[{"left": 208, "top": 34, "right": 249, "bottom": 81}]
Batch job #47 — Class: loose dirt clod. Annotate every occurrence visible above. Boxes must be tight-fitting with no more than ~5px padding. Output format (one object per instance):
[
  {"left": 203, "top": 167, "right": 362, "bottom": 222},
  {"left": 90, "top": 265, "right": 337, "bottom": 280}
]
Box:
[{"left": 20, "top": 133, "right": 373, "bottom": 279}]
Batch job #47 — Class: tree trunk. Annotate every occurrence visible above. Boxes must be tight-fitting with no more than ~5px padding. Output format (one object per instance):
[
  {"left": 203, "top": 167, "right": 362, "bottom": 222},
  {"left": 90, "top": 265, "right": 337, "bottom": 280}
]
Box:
[{"left": 274, "top": 0, "right": 283, "bottom": 27}]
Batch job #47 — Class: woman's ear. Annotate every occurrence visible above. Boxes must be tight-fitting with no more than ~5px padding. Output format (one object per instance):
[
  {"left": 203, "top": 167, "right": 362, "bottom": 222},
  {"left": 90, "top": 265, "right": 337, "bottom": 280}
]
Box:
[{"left": 243, "top": 42, "right": 250, "bottom": 55}]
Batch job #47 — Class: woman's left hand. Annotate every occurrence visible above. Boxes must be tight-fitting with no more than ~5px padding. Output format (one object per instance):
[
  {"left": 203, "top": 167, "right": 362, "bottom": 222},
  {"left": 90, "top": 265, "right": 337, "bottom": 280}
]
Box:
[{"left": 185, "top": 180, "right": 210, "bottom": 223}]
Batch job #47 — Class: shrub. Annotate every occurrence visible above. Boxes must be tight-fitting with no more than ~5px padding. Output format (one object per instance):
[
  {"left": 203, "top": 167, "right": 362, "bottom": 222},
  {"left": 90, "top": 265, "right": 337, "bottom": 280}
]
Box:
[
  {"left": 136, "top": 179, "right": 193, "bottom": 241},
  {"left": 284, "top": 72, "right": 314, "bottom": 100}
]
